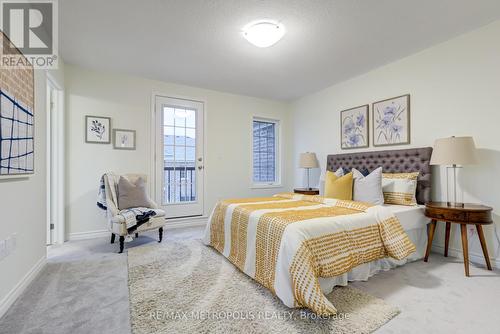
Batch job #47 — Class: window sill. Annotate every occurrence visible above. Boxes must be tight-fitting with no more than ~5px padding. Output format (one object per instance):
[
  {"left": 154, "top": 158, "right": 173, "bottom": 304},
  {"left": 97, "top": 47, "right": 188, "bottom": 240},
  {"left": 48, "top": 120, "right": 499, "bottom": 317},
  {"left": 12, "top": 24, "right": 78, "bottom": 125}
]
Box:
[{"left": 250, "top": 183, "right": 283, "bottom": 189}]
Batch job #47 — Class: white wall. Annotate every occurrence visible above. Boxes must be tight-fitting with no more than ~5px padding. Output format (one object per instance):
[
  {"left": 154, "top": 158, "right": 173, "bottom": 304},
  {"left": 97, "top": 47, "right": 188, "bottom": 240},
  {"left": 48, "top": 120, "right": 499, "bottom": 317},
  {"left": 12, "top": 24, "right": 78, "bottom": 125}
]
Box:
[
  {"left": 291, "top": 20, "right": 500, "bottom": 266},
  {"left": 65, "top": 65, "right": 291, "bottom": 236},
  {"left": 0, "top": 63, "right": 64, "bottom": 314}
]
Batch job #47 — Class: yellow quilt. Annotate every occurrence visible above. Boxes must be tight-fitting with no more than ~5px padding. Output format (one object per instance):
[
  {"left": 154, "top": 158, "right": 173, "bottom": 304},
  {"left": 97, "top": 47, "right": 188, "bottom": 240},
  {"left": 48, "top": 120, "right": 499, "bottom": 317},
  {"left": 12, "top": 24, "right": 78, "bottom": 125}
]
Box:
[{"left": 203, "top": 193, "right": 415, "bottom": 315}]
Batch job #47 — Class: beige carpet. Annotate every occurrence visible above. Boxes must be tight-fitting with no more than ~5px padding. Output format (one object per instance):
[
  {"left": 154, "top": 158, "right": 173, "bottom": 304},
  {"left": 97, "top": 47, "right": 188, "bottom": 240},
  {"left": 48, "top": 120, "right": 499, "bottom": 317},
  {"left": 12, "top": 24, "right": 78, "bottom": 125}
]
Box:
[{"left": 127, "top": 239, "right": 400, "bottom": 334}]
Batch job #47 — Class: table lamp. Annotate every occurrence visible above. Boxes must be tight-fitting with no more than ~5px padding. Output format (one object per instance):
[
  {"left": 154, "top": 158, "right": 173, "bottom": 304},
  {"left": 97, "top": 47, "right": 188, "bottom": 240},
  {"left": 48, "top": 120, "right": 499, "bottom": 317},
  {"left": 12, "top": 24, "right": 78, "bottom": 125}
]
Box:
[
  {"left": 299, "top": 152, "right": 319, "bottom": 190},
  {"left": 430, "top": 136, "right": 478, "bottom": 207}
]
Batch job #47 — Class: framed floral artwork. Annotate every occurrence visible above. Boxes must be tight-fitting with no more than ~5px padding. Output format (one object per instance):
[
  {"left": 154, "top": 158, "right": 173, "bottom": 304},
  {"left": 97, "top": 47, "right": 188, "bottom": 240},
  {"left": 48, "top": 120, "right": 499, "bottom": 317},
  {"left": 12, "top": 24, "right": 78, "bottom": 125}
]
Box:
[
  {"left": 372, "top": 94, "right": 410, "bottom": 147},
  {"left": 85, "top": 116, "right": 111, "bottom": 144},
  {"left": 340, "top": 104, "right": 369, "bottom": 149},
  {"left": 113, "top": 129, "right": 136, "bottom": 150}
]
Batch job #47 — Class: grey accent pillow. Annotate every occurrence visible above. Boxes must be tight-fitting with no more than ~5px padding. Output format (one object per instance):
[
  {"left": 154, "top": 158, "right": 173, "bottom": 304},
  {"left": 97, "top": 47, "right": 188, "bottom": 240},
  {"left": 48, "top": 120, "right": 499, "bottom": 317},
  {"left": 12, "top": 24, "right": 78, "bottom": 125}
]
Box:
[
  {"left": 352, "top": 167, "right": 384, "bottom": 205},
  {"left": 117, "top": 176, "right": 155, "bottom": 210}
]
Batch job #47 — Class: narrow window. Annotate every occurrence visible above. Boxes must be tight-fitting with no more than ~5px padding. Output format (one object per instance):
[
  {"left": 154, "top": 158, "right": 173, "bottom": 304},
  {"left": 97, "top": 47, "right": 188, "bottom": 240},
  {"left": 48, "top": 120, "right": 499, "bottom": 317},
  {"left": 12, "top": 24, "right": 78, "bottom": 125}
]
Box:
[{"left": 252, "top": 118, "right": 279, "bottom": 186}]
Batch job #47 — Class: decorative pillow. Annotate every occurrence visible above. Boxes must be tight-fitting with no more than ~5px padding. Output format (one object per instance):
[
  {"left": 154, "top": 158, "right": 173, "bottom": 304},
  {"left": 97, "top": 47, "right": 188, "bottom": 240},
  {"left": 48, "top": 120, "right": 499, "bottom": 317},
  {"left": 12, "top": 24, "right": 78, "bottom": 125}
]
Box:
[
  {"left": 342, "top": 167, "right": 369, "bottom": 176},
  {"left": 352, "top": 167, "right": 384, "bottom": 205},
  {"left": 319, "top": 168, "right": 344, "bottom": 196},
  {"left": 324, "top": 171, "right": 353, "bottom": 200},
  {"left": 334, "top": 167, "right": 344, "bottom": 177},
  {"left": 359, "top": 168, "right": 370, "bottom": 177},
  {"left": 117, "top": 176, "right": 155, "bottom": 210},
  {"left": 382, "top": 172, "right": 419, "bottom": 206}
]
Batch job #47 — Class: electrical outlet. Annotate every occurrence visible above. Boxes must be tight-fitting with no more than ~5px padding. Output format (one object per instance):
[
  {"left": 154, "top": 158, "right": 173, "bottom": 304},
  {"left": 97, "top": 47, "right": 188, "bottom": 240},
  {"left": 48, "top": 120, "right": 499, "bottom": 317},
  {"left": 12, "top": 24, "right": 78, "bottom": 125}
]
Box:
[
  {"left": 6, "top": 233, "right": 17, "bottom": 253},
  {"left": 0, "top": 233, "right": 17, "bottom": 261},
  {"left": 0, "top": 239, "right": 6, "bottom": 261}
]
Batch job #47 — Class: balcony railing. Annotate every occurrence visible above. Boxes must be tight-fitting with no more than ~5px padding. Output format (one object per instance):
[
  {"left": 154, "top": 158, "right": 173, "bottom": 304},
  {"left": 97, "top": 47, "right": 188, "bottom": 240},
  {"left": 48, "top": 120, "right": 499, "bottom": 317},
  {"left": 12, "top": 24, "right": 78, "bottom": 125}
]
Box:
[{"left": 164, "top": 166, "right": 196, "bottom": 203}]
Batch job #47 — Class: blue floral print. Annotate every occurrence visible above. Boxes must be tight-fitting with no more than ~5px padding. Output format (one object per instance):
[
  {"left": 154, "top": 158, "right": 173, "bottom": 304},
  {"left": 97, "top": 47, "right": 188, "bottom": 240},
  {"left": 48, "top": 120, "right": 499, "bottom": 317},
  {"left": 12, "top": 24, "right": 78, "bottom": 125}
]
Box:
[
  {"left": 375, "top": 100, "right": 406, "bottom": 144},
  {"left": 342, "top": 109, "right": 367, "bottom": 148}
]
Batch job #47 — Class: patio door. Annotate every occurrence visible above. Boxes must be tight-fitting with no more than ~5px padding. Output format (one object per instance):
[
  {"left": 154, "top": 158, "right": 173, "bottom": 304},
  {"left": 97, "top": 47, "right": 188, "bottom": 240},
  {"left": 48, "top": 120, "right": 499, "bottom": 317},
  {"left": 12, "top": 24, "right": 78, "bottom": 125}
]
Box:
[{"left": 154, "top": 96, "right": 204, "bottom": 218}]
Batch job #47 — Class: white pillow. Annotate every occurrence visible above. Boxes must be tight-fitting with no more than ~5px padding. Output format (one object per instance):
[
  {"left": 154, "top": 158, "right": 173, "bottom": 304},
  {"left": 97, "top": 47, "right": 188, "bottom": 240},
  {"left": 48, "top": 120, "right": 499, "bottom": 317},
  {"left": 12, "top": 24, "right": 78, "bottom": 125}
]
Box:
[
  {"left": 319, "top": 168, "right": 344, "bottom": 196},
  {"left": 352, "top": 167, "right": 384, "bottom": 205},
  {"left": 334, "top": 167, "right": 344, "bottom": 177}
]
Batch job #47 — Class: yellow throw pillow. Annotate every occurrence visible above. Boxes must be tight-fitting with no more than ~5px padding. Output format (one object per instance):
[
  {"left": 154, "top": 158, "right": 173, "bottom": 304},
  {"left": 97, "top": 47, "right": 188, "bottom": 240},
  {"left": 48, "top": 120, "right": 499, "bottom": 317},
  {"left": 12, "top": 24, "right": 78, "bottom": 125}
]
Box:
[{"left": 324, "top": 171, "right": 353, "bottom": 200}]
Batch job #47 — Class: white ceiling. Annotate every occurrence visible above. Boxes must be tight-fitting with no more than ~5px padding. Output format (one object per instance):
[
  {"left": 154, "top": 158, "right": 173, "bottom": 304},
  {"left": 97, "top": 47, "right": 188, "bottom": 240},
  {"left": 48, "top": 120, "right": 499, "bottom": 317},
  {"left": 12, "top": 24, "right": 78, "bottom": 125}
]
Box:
[{"left": 60, "top": 0, "right": 500, "bottom": 101}]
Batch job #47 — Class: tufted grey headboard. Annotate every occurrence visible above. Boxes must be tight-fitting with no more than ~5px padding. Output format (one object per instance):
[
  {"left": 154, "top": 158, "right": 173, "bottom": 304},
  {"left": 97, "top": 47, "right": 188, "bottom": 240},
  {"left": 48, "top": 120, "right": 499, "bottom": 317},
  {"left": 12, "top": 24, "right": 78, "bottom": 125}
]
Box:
[{"left": 326, "top": 147, "right": 433, "bottom": 204}]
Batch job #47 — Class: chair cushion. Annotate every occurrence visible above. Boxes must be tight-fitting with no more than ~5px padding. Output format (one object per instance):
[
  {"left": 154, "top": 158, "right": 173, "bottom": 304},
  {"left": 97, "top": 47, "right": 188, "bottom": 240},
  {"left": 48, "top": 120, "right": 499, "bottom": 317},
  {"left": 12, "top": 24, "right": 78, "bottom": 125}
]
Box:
[
  {"left": 111, "top": 208, "right": 166, "bottom": 225},
  {"left": 117, "top": 176, "right": 156, "bottom": 210}
]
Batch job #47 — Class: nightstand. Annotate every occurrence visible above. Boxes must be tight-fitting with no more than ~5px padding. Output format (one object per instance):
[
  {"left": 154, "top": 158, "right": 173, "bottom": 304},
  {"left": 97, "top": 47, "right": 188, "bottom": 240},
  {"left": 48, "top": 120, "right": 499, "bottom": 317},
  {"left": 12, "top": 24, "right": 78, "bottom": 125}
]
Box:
[
  {"left": 424, "top": 201, "right": 493, "bottom": 276},
  {"left": 294, "top": 188, "right": 320, "bottom": 195}
]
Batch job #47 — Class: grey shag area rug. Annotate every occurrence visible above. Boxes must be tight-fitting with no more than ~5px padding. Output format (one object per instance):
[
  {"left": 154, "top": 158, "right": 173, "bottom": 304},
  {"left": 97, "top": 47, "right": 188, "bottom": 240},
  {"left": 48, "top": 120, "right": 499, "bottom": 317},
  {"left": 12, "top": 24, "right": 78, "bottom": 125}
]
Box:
[{"left": 127, "top": 239, "right": 400, "bottom": 334}]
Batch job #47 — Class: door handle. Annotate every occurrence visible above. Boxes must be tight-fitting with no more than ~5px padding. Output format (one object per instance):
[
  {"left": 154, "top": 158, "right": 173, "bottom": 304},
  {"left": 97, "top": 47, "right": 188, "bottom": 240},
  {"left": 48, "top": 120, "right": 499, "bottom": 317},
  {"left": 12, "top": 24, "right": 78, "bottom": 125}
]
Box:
[{"left": 198, "top": 165, "right": 204, "bottom": 170}]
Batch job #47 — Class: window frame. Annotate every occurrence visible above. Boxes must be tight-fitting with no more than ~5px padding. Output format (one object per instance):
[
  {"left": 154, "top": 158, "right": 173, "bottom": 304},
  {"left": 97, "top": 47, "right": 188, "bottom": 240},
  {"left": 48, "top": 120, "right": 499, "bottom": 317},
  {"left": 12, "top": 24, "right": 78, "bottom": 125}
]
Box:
[{"left": 251, "top": 116, "right": 281, "bottom": 188}]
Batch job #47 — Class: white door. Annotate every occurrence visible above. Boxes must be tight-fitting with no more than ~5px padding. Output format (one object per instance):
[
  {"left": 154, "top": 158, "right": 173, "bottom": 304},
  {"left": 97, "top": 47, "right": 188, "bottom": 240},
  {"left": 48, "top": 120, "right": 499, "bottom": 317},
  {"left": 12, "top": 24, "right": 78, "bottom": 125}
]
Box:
[{"left": 154, "top": 96, "right": 204, "bottom": 218}]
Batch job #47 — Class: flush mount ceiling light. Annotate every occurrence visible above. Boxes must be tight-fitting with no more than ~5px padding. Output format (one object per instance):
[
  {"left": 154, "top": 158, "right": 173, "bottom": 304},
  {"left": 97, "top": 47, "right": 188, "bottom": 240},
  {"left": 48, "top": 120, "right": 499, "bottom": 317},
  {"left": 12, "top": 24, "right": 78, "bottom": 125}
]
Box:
[{"left": 242, "top": 20, "right": 285, "bottom": 48}]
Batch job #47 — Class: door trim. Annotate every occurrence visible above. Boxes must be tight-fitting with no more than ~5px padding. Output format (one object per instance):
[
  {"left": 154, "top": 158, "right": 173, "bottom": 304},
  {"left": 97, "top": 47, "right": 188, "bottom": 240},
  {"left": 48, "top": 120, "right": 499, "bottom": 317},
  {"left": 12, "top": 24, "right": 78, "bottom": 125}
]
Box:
[
  {"left": 46, "top": 73, "right": 65, "bottom": 244},
  {"left": 150, "top": 92, "right": 207, "bottom": 218}
]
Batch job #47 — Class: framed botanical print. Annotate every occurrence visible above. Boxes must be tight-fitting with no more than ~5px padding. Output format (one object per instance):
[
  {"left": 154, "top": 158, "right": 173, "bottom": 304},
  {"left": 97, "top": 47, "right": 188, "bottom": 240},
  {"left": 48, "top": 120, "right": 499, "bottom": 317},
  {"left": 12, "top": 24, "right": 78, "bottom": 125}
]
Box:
[
  {"left": 340, "top": 104, "right": 369, "bottom": 149},
  {"left": 113, "top": 129, "right": 136, "bottom": 150},
  {"left": 372, "top": 94, "right": 410, "bottom": 146},
  {"left": 85, "top": 116, "right": 111, "bottom": 144}
]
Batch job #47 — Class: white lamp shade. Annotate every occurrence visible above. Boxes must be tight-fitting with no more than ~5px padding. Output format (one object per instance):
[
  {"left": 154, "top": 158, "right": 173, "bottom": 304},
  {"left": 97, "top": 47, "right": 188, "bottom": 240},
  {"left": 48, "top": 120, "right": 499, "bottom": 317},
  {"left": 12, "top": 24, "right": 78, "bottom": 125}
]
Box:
[
  {"left": 299, "top": 152, "right": 319, "bottom": 168},
  {"left": 430, "top": 136, "right": 478, "bottom": 165}
]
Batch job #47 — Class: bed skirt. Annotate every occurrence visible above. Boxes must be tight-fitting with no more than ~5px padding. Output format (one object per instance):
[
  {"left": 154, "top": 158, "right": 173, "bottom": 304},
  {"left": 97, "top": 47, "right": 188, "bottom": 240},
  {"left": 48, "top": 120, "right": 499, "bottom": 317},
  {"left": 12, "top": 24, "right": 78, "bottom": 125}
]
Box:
[{"left": 319, "top": 225, "right": 427, "bottom": 293}]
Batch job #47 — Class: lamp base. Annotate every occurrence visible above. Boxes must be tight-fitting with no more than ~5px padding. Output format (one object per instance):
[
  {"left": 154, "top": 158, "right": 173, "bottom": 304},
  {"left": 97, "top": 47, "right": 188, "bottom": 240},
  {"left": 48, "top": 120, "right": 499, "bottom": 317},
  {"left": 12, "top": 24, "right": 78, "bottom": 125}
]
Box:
[
  {"left": 305, "top": 168, "right": 311, "bottom": 191},
  {"left": 446, "top": 165, "right": 463, "bottom": 206}
]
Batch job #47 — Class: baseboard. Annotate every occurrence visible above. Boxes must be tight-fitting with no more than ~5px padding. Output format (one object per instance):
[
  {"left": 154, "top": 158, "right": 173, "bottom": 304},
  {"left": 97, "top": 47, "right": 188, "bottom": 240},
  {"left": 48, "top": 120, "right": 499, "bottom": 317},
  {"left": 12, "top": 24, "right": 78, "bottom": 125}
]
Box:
[
  {"left": 69, "top": 229, "right": 109, "bottom": 241},
  {"left": 0, "top": 256, "right": 46, "bottom": 319},
  {"left": 432, "top": 244, "right": 500, "bottom": 269},
  {"left": 164, "top": 216, "right": 208, "bottom": 230},
  {"left": 68, "top": 217, "right": 208, "bottom": 241}
]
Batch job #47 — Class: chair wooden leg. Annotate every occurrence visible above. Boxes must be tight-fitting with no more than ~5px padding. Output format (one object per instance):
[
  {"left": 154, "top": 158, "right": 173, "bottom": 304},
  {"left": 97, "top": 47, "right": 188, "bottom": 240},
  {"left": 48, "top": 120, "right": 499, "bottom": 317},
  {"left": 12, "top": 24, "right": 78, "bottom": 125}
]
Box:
[
  {"left": 460, "top": 224, "right": 469, "bottom": 277},
  {"left": 476, "top": 225, "right": 492, "bottom": 270},
  {"left": 135, "top": 232, "right": 139, "bottom": 238},
  {"left": 110, "top": 233, "right": 115, "bottom": 244},
  {"left": 424, "top": 220, "right": 437, "bottom": 262},
  {"left": 119, "top": 236, "right": 125, "bottom": 253},
  {"left": 444, "top": 222, "right": 451, "bottom": 257},
  {"left": 159, "top": 227, "right": 163, "bottom": 243}
]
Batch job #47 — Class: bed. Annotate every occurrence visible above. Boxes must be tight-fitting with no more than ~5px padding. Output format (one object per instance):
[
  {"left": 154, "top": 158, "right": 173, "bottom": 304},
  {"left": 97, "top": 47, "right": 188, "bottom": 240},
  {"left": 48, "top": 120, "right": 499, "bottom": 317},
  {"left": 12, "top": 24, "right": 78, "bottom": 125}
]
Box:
[{"left": 203, "top": 147, "right": 433, "bottom": 315}]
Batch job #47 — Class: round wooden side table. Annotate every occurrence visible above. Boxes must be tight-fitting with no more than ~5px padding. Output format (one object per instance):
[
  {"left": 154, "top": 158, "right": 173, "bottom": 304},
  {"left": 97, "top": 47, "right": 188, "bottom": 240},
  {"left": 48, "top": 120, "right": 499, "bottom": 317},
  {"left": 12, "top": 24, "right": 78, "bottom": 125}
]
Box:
[
  {"left": 293, "top": 188, "right": 320, "bottom": 195},
  {"left": 424, "top": 201, "right": 493, "bottom": 277}
]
